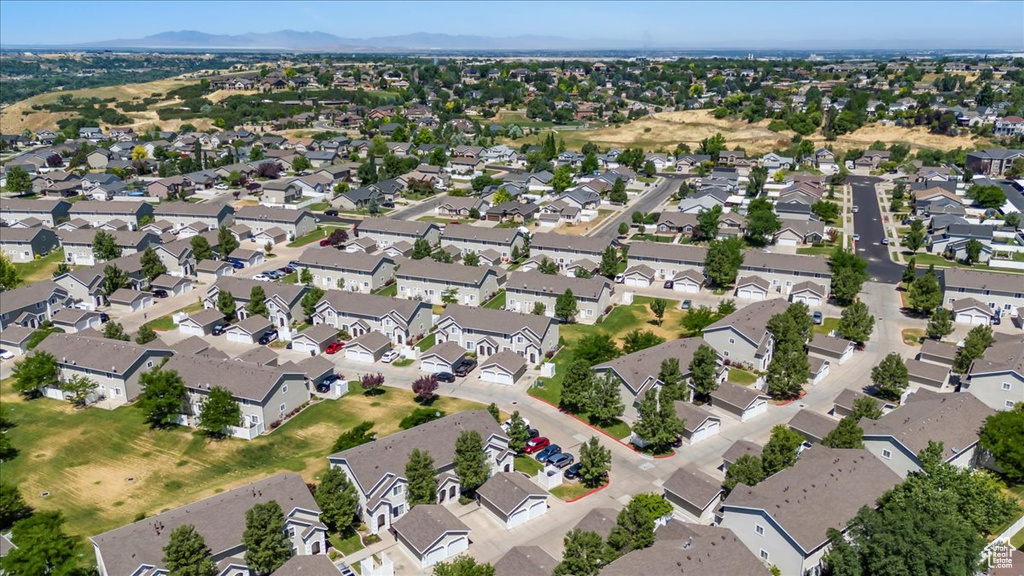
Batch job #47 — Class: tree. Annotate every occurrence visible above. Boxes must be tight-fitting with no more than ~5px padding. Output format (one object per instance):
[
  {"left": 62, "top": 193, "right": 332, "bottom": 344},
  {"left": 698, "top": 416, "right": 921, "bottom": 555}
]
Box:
[
  {"left": 907, "top": 270, "right": 942, "bottom": 314},
  {"left": 487, "top": 403, "right": 500, "bottom": 423},
  {"left": 837, "top": 300, "right": 874, "bottom": 344},
  {"left": 137, "top": 368, "right": 187, "bottom": 428},
  {"left": 0, "top": 484, "right": 30, "bottom": 531},
  {"left": 765, "top": 344, "right": 809, "bottom": 399},
  {"left": 300, "top": 287, "right": 324, "bottom": 320},
  {"left": 327, "top": 228, "right": 349, "bottom": 247},
  {"left": 361, "top": 372, "right": 385, "bottom": 395},
  {"left": 621, "top": 329, "right": 664, "bottom": 354},
  {"left": 412, "top": 374, "right": 439, "bottom": 402},
  {"left": 432, "top": 556, "right": 495, "bottom": 576},
  {"left": 315, "top": 467, "right": 360, "bottom": 532},
  {"left": 609, "top": 178, "right": 628, "bottom": 203},
  {"left": 632, "top": 388, "right": 684, "bottom": 453},
  {"left": 560, "top": 359, "right": 594, "bottom": 414},
  {"left": 547, "top": 289, "right": 576, "bottom": 322},
  {"left": 823, "top": 416, "right": 864, "bottom": 449},
  {"left": 656, "top": 357, "right": 689, "bottom": 403},
  {"left": 537, "top": 257, "right": 558, "bottom": 275},
  {"left": 462, "top": 252, "right": 480, "bottom": 267},
  {"left": 689, "top": 343, "right": 719, "bottom": 400},
  {"left": 216, "top": 289, "right": 236, "bottom": 320},
  {"left": 745, "top": 197, "right": 782, "bottom": 246},
  {"left": 871, "top": 353, "right": 909, "bottom": 400},
  {"left": 198, "top": 386, "right": 240, "bottom": 437},
  {"left": 135, "top": 324, "right": 158, "bottom": 345},
  {"left": 963, "top": 238, "right": 984, "bottom": 264},
  {"left": 746, "top": 165, "right": 768, "bottom": 196},
  {"left": 695, "top": 205, "right": 722, "bottom": 241},
  {"left": 246, "top": 286, "right": 268, "bottom": 317},
  {"left": 680, "top": 305, "right": 719, "bottom": 335},
  {"left": 926, "top": 307, "right": 954, "bottom": 340},
  {"left": 616, "top": 221, "right": 629, "bottom": 237},
  {"left": 723, "top": 454, "right": 766, "bottom": 495},
  {"left": 506, "top": 411, "right": 530, "bottom": 452},
  {"left": 162, "top": 524, "right": 217, "bottom": 576},
  {"left": 904, "top": 223, "right": 926, "bottom": 253},
  {"left": 243, "top": 501, "right": 291, "bottom": 576},
  {"left": 588, "top": 372, "right": 624, "bottom": 425},
  {"left": 829, "top": 247, "right": 869, "bottom": 306},
  {"left": 703, "top": 237, "right": 744, "bottom": 287},
  {"left": 92, "top": 230, "right": 122, "bottom": 261},
  {"left": 405, "top": 448, "right": 437, "bottom": 506},
  {"left": 811, "top": 200, "right": 841, "bottom": 223},
  {"left": 608, "top": 493, "right": 672, "bottom": 554},
  {"left": 850, "top": 396, "right": 883, "bottom": 421},
  {"left": 902, "top": 257, "right": 917, "bottom": 286},
  {"left": 966, "top": 183, "right": 1007, "bottom": 210},
  {"left": 553, "top": 529, "right": 612, "bottom": 576},
  {"left": 531, "top": 301, "right": 546, "bottom": 315},
  {"left": 100, "top": 264, "right": 131, "bottom": 298},
  {"left": 551, "top": 165, "right": 573, "bottom": 193},
  {"left": 577, "top": 436, "right": 611, "bottom": 488},
  {"left": 411, "top": 238, "right": 432, "bottom": 260},
  {"left": 11, "top": 351, "right": 57, "bottom": 397},
  {"left": 300, "top": 267, "right": 314, "bottom": 285},
  {"left": 649, "top": 298, "right": 667, "bottom": 326},
  {"left": 761, "top": 425, "right": 803, "bottom": 476},
  {"left": 453, "top": 430, "right": 489, "bottom": 495},
  {"left": 140, "top": 247, "right": 167, "bottom": 281},
  {"left": 190, "top": 235, "right": 214, "bottom": 261},
  {"left": 954, "top": 324, "right": 994, "bottom": 373},
  {"left": 102, "top": 320, "right": 130, "bottom": 341},
  {"left": 1005, "top": 211, "right": 1022, "bottom": 229},
  {"left": 292, "top": 155, "right": 311, "bottom": 172},
  {"left": 979, "top": 403, "right": 1024, "bottom": 482},
  {"left": 574, "top": 333, "right": 619, "bottom": 366},
  {"left": 3, "top": 166, "right": 31, "bottom": 194},
  {"left": 218, "top": 227, "right": 239, "bottom": 260},
  {"left": 0, "top": 253, "right": 22, "bottom": 291},
  {"left": 599, "top": 246, "right": 619, "bottom": 278}
]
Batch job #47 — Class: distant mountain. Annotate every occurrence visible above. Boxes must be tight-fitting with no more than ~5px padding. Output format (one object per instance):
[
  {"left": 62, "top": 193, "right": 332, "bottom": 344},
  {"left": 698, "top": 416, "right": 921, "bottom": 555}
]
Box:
[{"left": 66, "top": 29, "right": 639, "bottom": 51}]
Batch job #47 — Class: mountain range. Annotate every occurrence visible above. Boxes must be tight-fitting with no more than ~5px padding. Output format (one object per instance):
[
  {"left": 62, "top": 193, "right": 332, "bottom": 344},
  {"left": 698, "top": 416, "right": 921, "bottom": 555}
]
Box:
[{"left": 66, "top": 30, "right": 642, "bottom": 51}]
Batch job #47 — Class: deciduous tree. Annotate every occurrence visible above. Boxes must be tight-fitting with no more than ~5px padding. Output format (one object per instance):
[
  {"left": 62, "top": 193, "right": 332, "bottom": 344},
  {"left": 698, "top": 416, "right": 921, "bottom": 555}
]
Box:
[
  {"left": 162, "top": 524, "right": 217, "bottom": 576},
  {"left": 553, "top": 530, "right": 612, "bottom": 576},
  {"left": 137, "top": 368, "right": 187, "bottom": 428},
  {"left": 198, "top": 386, "right": 240, "bottom": 437},
  {"left": 871, "top": 353, "right": 909, "bottom": 400},
  {"left": 92, "top": 230, "right": 122, "bottom": 261},
  {"left": 837, "top": 300, "right": 874, "bottom": 344},
  {"left": 243, "top": 501, "right": 291, "bottom": 575},
  {"left": 761, "top": 425, "right": 803, "bottom": 476},
  {"left": 11, "top": 351, "right": 57, "bottom": 397},
  {"left": 314, "top": 467, "right": 359, "bottom": 532},
  {"left": 926, "top": 307, "right": 954, "bottom": 340},
  {"left": 405, "top": 448, "right": 437, "bottom": 506},
  {"left": 453, "top": 430, "right": 489, "bottom": 495},
  {"left": 724, "top": 454, "right": 766, "bottom": 495},
  {"left": 246, "top": 286, "right": 268, "bottom": 317}
]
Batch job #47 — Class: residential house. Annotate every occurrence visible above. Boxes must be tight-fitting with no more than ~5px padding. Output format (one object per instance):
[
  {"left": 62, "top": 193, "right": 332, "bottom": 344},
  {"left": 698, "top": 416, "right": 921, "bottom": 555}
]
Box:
[
  {"left": 58, "top": 229, "right": 159, "bottom": 266},
  {"left": 0, "top": 281, "right": 71, "bottom": 329},
  {"left": 738, "top": 251, "right": 832, "bottom": 296},
  {"left": 529, "top": 232, "right": 613, "bottom": 269},
  {"left": 965, "top": 334, "right": 1024, "bottom": 411},
  {"left": 234, "top": 206, "right": 317, "bottom": 241},
  {"left": 493, "top": 546, "right": 558, "bottom": 576},
  {"left": 601, "top": 522, "right": 772, "bottom": 576},
  {"left": 476, "top": 472, "right": 548, "bottom": 530},
  {"left": 313, "top": 290, "right": 432, "bottom": 346},
  {"left": 672, "top": 401, "right": 723, "bottom": 446},
  {"left": 395, "top": 257, "right": 503, "bottom": 307},
  {"left": 152, "top": 202, "right": 234, "bottom": 232},
  {"left": 663, "top": 465, "right": 724, "bottom": 524},
  {"left": 720, "top": 448, "right": 901, "bottom": 576},
  {"left": 941, "top": 268, "right": 1024, "bottom": 317},
  {"left": 90, "top": 474, "right": 326, "bottom": 576},
  {"left": 479, "top": 350, "right": 528, "bottom": 385},
  {"left": 440, "top": 226, "right": 525, "bottom": 261},
  {"left": 435, "top": 197, "right": 489, "bottom": 218},
  {"left": 627, "top": 241, "right": 708, "bottom": 280},
  {"left": 861, "top": 389, "right": 994, "bottom": 477},
  {"left": 204, "top": 277, "right": 308, "bottom": 338},
  {"left": 0, "top": 198, "right": 71, "bottom": 227},
  {"left": 966, "top": 148, "right": 1024, "bottom": 177},
  {"left": 327, "top": 410, "right": 512, "bottom": 534},
  {"left": 0, "top": 227, "right": 59, "bottom": 262},
  {"left": 703, "top": 299, "right": 790, "bottom": 370},
  {"left": 504, "top": 271, "right": 612, "bottom": 323},
  {"left": 355, "top": 218, "right": 440, "bottom": 249},
  {"left": 296, "top": 248, "right": 395, "bottom": 293},
  {"left": 711, "top": 382, "right": 770, "bottom": 421},
  {"left": 435, "top": 305, "right": 558, "bottom": 363},
  {"left": 68, "top": 200, "right": 153, "bottom": 230},
  {"left": 787, "top": 409, "right": 839, "bottom": 444},
  {"left": 392, "top": 505, "right": 472, "bottom": 569},
  {"left": 807, "top": 333, "right": 855, "bottom": 365}
]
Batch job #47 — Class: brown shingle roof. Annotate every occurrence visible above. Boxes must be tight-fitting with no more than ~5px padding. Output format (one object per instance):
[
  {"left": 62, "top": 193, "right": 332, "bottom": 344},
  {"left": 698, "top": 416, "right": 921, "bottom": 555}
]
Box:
[
  {"left": 704, "top": 298, "right": 790, "bottom": 345},
  {"left": 602, "top": 522, "right": 771, "bottom": 576},
  {"left": 572, "top": 507, "right": 618, "bottom": 540},
  {"left": 787, "top": 409, "right": 839, "bottom": 442},
  {"left": 594, "top": 338, "right": 713, "bottom": 395},
  {"left": 477, "top": 472, "right": 547, "bottom": 516},
  {"left": 663, "top": 465, "right": 723, "bottom": 510},
  {"left": 493, "top": 545, "right": 558, "bottom": 576},
  {"left": 860, "top": 389, "right": 993, "bottom": 459},
  {"left": 392, "top": 505, "right": 469, "bottom": 554}
]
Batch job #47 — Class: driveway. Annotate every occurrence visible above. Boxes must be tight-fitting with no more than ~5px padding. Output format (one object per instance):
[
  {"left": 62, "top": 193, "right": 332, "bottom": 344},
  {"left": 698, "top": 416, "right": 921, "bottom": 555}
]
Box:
[{"left": 849, "top": 175, "right": 904, "bottom": 284}]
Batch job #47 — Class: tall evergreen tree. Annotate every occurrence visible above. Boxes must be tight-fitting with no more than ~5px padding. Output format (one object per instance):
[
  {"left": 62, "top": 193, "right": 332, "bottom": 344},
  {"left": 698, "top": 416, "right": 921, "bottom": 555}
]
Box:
[
  {"left": 163, "top": 524, "right": 217, "bottom": 576},
  {"left": 405, "top": 448, "right": 437, "bottom": 506},
  {"left": 453, "top": 430, "right": 489, "bottom": 495},
  {"left": 242, "top": 501, "right": 291, "bottom": 576}
]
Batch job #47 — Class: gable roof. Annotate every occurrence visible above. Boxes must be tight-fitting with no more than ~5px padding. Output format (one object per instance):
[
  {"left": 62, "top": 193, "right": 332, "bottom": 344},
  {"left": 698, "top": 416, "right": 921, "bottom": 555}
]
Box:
[
  {"left": 788, "top": 409, "right": 839, "bottom": 441},
  {"left": 439, "top": 304, "right": 553, "bottom": 339},
  {"left": 704, "top": 299, "right": 790, "bottom": 345},
  {"left": 493, "top": 546, "right": 558, "bottom": 576},
  {"left": 297, "top": 247, "right": 392, "bottom": 273},
  {"left": 392, "top": 505, "right": 470, "bottom": 554},
  {"left": 395, "top": 257, "right": 500, "bottom": 285},
  {"left": 860, "top": 389, "right": 994, "bottom": 459},
  {"left": 477, "top": 472, "right": 547, "bottom": 516},
  {"left": 595, "top": 338, "right": 713, "bottom": 395},
  {"left": 663, "top": 465, "right": 723, "bottom": 510},
  {"left": 356, "top": 217, "right": 436, "bottom": 238},
  {"left": 506, "top": 270, "right": 610, "bottom": 300},
  {"left": 35, "top": 333, "right": 168, "bottom": 375},
  {"left": 602, "top": 522, "right": 772, "bottom": 576},
  {"left": 163, "top": 353, "right": 302, "bottom": 402}
]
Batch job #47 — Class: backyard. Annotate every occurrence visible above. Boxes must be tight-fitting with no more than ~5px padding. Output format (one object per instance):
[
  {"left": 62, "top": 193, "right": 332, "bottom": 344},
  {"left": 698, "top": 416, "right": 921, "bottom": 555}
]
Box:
[
  {"left": 0, "top": 379, "right": 485, "bottom": 540},
  {"left": 12, "top": 249, "right": 66, "bottom": 284}
]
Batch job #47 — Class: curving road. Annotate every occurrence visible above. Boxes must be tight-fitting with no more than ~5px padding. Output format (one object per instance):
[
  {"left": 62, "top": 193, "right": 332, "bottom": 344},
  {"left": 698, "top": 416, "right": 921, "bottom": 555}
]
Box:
[
  {"left": 849, "top": 175, "right": 904, "bottom": 284},
  {"left": 591, "top": 175, "right": 688, "bottom": 239}
]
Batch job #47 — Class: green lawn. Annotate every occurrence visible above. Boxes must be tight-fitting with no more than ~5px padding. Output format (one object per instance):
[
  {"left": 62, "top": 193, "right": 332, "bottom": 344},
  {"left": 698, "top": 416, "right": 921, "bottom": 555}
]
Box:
[
  {"left": 902, "top": 328, "right": 926, "bottom": 346},
  {"left": 287, "top": 228, "right": 328, "bottom": 248},
  {"left": 630, "top": 233, "right": 673, "bottom": 243},
  {"left": 144, "top": 301, "right": 205, "bottom": 332},
  {"left": 393, "top": 358, "right": 414, "bottom": 367},
  {"left": 728, "top": 368, "right": 758, "bottom": 386},
  {"left": 12, "top": 249, "right": 66, "bottom": 283},
  {"left": 1012, "top": 525, "right": 1024, "bottom": 550},
  {"left": 797, "top": 243, "right": 838, "bottom": 256},
  {"left": 26, "top": 326, "right": 63, "bottom": 350},
  {"left": 416, "top": 333, "right": 436, "bottom": 352},
  {"left": 551, "top": 483, "right": 592, "bottom": 501},
  {"left": 514, "top": 455, "right": 544, "bottom": 476},
  {"left": 306, "top": 202, "right": 330, "bottom": 212},
  {"left": 0, "top": 379, "right": 484, "bottom": 541},
  {"left": 812, "top": 317, "right": 840, "bottom": 336},
  {"left": 483, "top": 290, "right": 506, "bottom": 310},
  {"left": 374, "top": 283, "right": 397, "bottom": 297},
  {"left": 329, "top": 528, "right": 365, "bottom": 556},
  {"left": 910, "top": 252, "right": 1024, "bottom": 275}
]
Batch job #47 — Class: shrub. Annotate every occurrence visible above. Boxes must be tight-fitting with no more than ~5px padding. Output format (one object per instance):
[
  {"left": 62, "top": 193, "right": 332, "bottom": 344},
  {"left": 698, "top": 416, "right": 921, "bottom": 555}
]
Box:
[{"left": 399, "top": 408, "right": 446, "bottom": 430}]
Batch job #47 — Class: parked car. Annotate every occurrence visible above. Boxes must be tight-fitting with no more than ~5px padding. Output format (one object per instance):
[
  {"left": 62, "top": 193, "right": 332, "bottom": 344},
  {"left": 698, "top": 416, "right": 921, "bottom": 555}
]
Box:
[
  {"left": 503, "top": 417, "right": 531, "bottom": 433},
  {"left": 211, "top": 324, "right": 227, "bottom": 336},
  {"left": 279, "top": 266, "right": 295, "bottom": 274},
  {"left": 813, "top": 311, "right": 823, "bottom": 325},
  {"left": 319, "top": 239, "right": 332, "bottom": 246},
  {"left": 152, "top": 289, "right": 169, "bottom": 299},
  {"left": 663, "top": 280, "right": 674, "bottom": 289},
  {"left": 258, "top": 330, "right": 279, "bottom": 345},
  {"left": 381, "top": 350, "right": 400, "bottom": 363},
  {"left": 613, "top": 274, "right": 625, "bottom": 284},
  {"left": 435, "top": 371, "right": 455, "bottom": 383},
  {"left": 523, "top": 437, "right": 550, "bottom": 454},
  {"left": 99, "top": 312, "right": 110, "bottom": 323},
  {"left": 0, "top": 349, "right": 14, "bottom": 361},
  {"left": 671, "top": 436, "right": 684, "bottom": 448},
  {"left": 681, "top": 299, "right": 692, "bottom": 310},
  {"left": 564, "top": 462, "right": 584, "bottom": 480},
  {"left": 852, "top": 234, "right": 860, "bottom": 241},
  {"left": 325, "top": 209, "right": 339, "bottom": 217},
  {"left": 527, "top": 427, "right": 540, "bottom": 439},
  {"left": 245, "top": 182, "right": 261, "bottom": 191},
  {"left": 229, "top": 260, "right": 245, "bottom": 269},
  {"left": 881, "top": 238, "right": 889, "bottom": 245},
  {"left": 253, "top": 273, "right": 272, "bottom": 282},
  {"left": 852, "top": 205, "right": 859, "bottom": 213},
  {"left": 288, "top": 260, "right": 301, "bottom": 269},
  {"left": 214, "top": 184, "right": 228, "bottom": 190},
  {"left": 453, "top": 358, "right": 477, "bottom": 377},
  {"left": 548, "top": 453, "right": 575, "bottom": 469},
  {"left": 265, "top": 270, "right": 284, "bottom": 280},
  {"left": 325, "top": 341, "right": 344, "bottom": 354},
  {"left": 317, "top": 374, "right": 343, "bottom": 394},
  {"left": 535, "top": 444, "right": 562, "bottom": 463},
  {"left": 993, "top": 315, "right": 1002, "bottom": 325}
]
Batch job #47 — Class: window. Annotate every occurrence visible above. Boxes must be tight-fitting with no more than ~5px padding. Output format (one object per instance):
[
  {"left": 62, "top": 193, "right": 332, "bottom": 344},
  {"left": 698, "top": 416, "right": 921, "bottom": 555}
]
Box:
[
  {"left": 394, "top": 505, "right": 404, "bottom": 516},
  {"left": 1003, "top": 382, "right": 1012, "bottom": 391},
  {"left": 113, "top": 387, "right": 122, "bottom": 397},
  {"left": 755, "top": 524, "right": 764, "bottom": 536},
  {"left": 723, "top": 351, "right": 730, "bottom": 357},
  {"left": 279, "top": 403, "right": 286, "bottom": 413},
  {"left": 517, "top": 336, "right": 523, "bottom": 344},
  {"left": 466, "top": 341, "right": 474, "bottom": 350},
  {"left": 882, "top": 449, "right": 892, "bottom": 459},
  {"left": 393, "top": 485, "right": 403, "bottom": 495},
  {"left": 759, "top": 549, "right": 770, "bottom": 561},
  {"left": 1008, "top": 401, "right": 1016, "bottom": 409},
  {"left": 146, "top": 361, "right": 153, "bottom": 368},
  {"left": 728, "top": 338, "right": 735, "bottom": 345},
  {"left": 282, "top": 385, "right": 289, "bottom": 394}
]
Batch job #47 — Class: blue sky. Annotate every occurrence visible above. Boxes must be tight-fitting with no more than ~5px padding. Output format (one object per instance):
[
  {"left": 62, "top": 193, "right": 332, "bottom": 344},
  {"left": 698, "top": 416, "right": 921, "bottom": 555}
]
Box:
[{"left": 1, "top": 1, "right": 1022, "bottom": 49}]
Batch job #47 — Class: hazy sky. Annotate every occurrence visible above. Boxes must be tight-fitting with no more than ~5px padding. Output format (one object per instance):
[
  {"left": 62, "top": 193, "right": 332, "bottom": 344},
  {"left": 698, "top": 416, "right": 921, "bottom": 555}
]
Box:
[{"left": 2, "top": 1, "right": 1022, "bottom": 49}]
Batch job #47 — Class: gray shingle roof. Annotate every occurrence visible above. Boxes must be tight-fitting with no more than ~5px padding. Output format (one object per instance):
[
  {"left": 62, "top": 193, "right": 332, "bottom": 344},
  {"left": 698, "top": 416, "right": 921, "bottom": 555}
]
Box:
[
  {"left": 297, "top": 247, "right": 392, "bottom": 273},
  {"left": 477, "top": 472, "right": 547, "bottom": 516},
  {"left": 723, "top": 448, "right": 901, "bottom": 553},
  {"left": 602, "top": 522, "right": 771, "bottom": 576},
  {"left": 493, "top": 545, "right": 558, "bottom": 576},
  {"left": 788, "top": 409, "right": 839, "bottom": 441},
  {"left": 860, "top": 389, "right": 993, "bottom": 458},
  {"left": 441, "top": 225, "right": 521, "bottom": 244},
  {"left": 942, "top": 267, "right": 1022, "bottom": 294},
  {"left": 480, "top": 350, "right": 526, "bottom": 374},
  {"left": 356, "top": 217, "right": 436, "bottom": 238},
  {"left": 506, "top": 270, "right": 610, "bottom": 300},
  {"left": 710, "top": 382, "right": 769, "bottom": 412},
  {"left": 392, "top": 505, "right": 470, "bottom": 554},
  {"left": 673, "top": 400, "right": 720, "bottom": 434},
  {"left": 572, "top": 507, "right": 618, "bottom": 540},
  {"left": 270, "top": 555, "right": 342, "bottom": 576},
  {"left": 396, "top": 257, "right": 499, "bottom": 285},
  {"left": 163, "top": 353, "right": 302, "bottom": 402},
  {"left": 36, "top": 333, "right": 168, "bottom": 375},
  {"left": 722, "top": 439, "right": 762, "bottom": 466},
  {"left": 663, "top": 465, "right": 723, "bottom": 510},
  {"left": 595, "top": 338, "right": 713, "bottom": 395},
  {"left": 421, "top": 341, "right": 469, "bottom": 364},
  {"left": 705, "top": 299, "right": 790, "bottom": 345},
  {"left": 440, "top": 304, "right": 553, "bottom": 340},
  {"left": 529, "top": 231, "right": 612, "bottom": 255}
]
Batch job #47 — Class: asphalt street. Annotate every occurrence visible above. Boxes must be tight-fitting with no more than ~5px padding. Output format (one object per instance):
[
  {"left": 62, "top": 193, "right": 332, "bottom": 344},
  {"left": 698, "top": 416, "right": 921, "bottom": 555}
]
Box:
[
  {"left": 849, "top": 175, "right": 904, "bottom": 284},
  {"left": 591, "top": 175, "right": 687, "bottom": 239}
]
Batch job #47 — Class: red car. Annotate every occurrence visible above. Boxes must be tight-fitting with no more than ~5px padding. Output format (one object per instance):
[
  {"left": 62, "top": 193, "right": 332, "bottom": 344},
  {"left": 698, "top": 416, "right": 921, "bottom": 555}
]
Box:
[
  {"left": 325, "top": 341, "right": 345, "bottom": 354},
  {"left": 319, "top": 239, "right": 332, "bottom": 246},
  {"left": 523, "top": 437, "right": 550, "bottom": 454}
]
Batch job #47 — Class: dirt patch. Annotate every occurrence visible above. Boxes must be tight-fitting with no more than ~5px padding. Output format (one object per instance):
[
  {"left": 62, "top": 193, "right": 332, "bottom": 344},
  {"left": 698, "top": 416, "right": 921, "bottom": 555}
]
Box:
[{"left": 827, "top": 123, "right": 990, "bottom": 153}]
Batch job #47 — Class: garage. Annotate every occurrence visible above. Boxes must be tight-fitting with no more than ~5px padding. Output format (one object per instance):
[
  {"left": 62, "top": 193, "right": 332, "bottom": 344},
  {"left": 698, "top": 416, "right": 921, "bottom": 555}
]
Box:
[
  {"left": 480, "top": 351, "right": 527, "bottom": 386},
  {"left": 423, "top": 545, "right": 447, "bottom": 567},
  {"left": 624, "top": 276, "right": 650, "bottom": 287},
  {"left": 956, "top": 311, "right": 990, "bottom": 326},
  {"left": 691, "top": 420, "right": 721, "bottom": 444},
  {"left": 746, "top": 399, "right": 768, "bottom": 420},
  {"left": 481, "top": 368, "right": 513, "bottom": 385},
  {"left": 292, "top": 339, "right": 319, "bottom": 355},
  {"left": 420, "top": 341, "right": 467, "bottom": 374},
  {"left": 445, "top": 536, "right": 468, "bottom": 557},
  {"left": 528, "top": 500, "right": 546, "bottom": 520},
  {"left": 737, "top": 288, "right": 765, "bottom": 300},
  {"left": 792, "top": 294, "right": 821, "bottom": 306},
  {"left": 226, "top": 330, "right": 253, "bottom": 344},
  {"left": 952, "top": 298, "right": 993, "bottom": 326},
  {"left": 178, "top": 321, "right": 205, "bottom": 337},
  {"left": 508, "top": 508, "right": 528, "bottom": 529},
  {"left": 421, "top": 358, "right": 451, "bottom": 373},
  {"left": 345, "top": 347, "right": 374, "bottom": 363},
  {"left": 776, "top": 237, "right": 799, "bottom": 247},
  {"left": 675, "top": 402, "right": 721, "bottom": 445},
  {"left": 674, "top": 281, "right": 699, "bottom": 293}
]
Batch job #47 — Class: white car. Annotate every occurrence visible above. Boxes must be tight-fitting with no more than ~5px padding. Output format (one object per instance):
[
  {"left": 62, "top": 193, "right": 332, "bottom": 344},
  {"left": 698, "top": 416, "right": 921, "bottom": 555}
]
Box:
[
  {"left": 252, "top": 273, "right": 272, "bottom": 281},
  {"left": 214, "top": 184, "right": 229, "bottom": 190},
  {"left": 381, "top": 350, "right": 400, "bottom": 363},
  {"left": 502, "top": 417, "right": 531, "bottom": 433},
  {"left": 0, "top": 349, "right": 14, "bottom": 361}
]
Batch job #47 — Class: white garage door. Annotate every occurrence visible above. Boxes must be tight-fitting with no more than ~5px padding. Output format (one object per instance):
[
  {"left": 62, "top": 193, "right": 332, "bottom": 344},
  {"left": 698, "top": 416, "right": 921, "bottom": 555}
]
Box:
[
  {"left": 777, "top": 237, "right": 798, "bottom": 247},
  {"left": 421, "top": 359, "right": 448, "bottom": 374},
  {"left": 744, "top": 400, "right": 768, "bottom": 421},
  {"left": 446, "top": 536, "right": 468, "bottom": 557},
  {"left": 508, "top": 508, "right": 529, "bottom": 529},
  {"left": 691, "top": 421, "right": 720, "bottom": 444},
  {"left": 793, "top": 294, "right": 821, "bottom": 307},
  {"left": 292, "top": 340, "right": 316, "bottom": 355},
  {"left": 957, "top": 312, "right": 989, "bottom": 326},
  {"left": 424, "top": 545, "right": 447, "bottom": 567},
  {"left": 738, "top": 288, "right": 764, "bottom": 300},
  {"left": 625, "top": 276, "right": 649, "bottom": 287},
  {"left": 482, "top": 368, "right": 513, "bottom": 385},
  {"left": 346, "top": 349, "right": 374, "bottom": 363},
  {"left": 528, "top": 500, "right": 546, "bottom": 520},
  {"left": 226, "top": 331, "right": 250, "bottom": 344},
  {"left": 674, "top": 283, "right": 698, "bottom": 293},
  {"left": 179, "top": 323, "right": 204, "bottom": 337}
]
